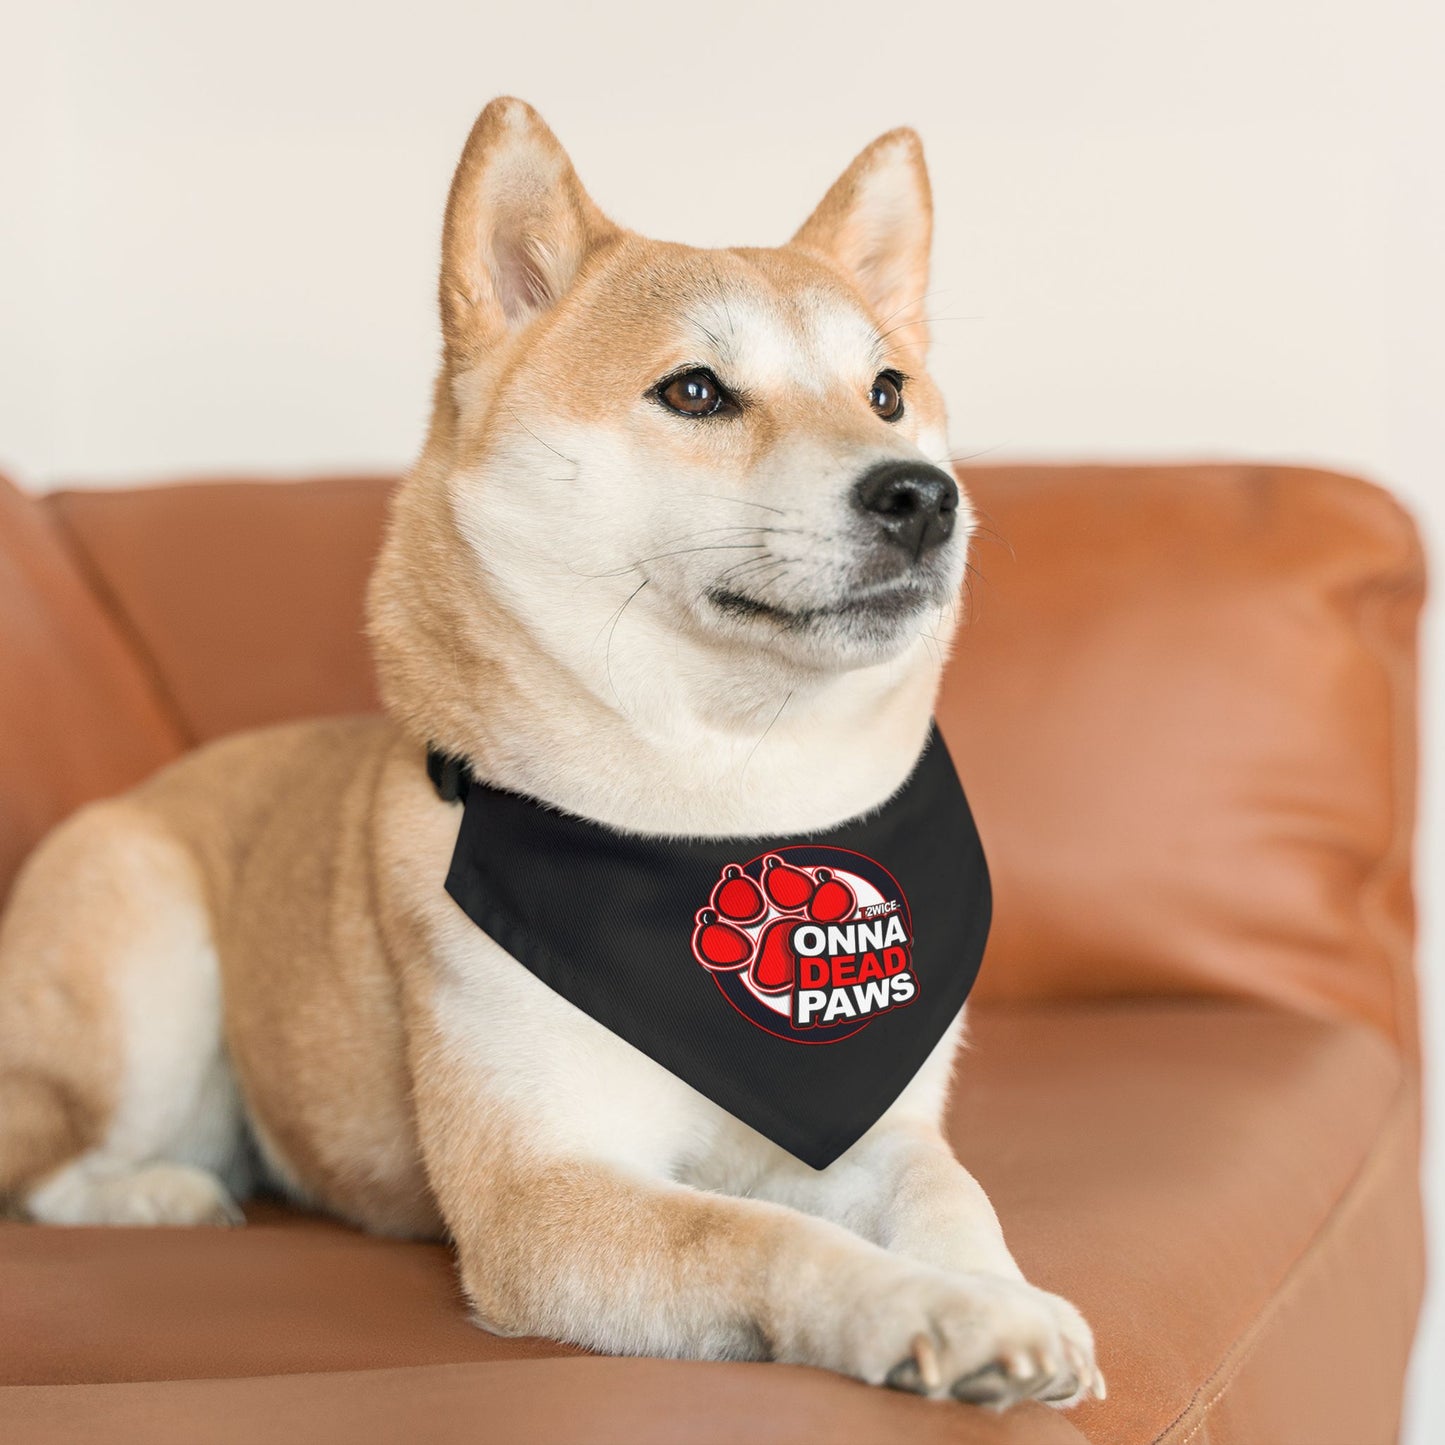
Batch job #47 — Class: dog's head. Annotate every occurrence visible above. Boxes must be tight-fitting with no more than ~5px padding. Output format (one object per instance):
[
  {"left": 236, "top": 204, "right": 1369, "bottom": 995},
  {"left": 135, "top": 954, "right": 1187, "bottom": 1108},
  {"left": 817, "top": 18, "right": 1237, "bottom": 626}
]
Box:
[{"left": 372, "top": 99, "right": 970, "bottom": 756}]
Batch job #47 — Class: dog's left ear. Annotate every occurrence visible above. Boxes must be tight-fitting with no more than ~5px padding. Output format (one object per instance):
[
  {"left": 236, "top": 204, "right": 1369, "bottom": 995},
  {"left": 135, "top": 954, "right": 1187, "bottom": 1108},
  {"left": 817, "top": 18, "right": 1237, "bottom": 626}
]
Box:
[{"left": 790, "top": 129, "right": 933, "bottom": 352}]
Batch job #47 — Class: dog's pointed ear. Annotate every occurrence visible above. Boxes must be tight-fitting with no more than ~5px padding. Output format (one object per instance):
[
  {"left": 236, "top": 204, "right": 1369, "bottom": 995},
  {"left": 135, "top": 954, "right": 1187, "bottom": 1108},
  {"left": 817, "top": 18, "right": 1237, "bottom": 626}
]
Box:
[
  {"left": 790, "top": 128, "right": 933, "bottom": 351},
  {"left": 440, "top": 98, "right": 618, "bottom": 365}
]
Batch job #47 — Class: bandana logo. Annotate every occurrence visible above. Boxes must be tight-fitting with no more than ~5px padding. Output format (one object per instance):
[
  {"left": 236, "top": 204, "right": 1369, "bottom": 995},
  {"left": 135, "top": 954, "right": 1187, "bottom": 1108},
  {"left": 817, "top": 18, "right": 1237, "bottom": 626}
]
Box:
[{"left": 690, "top": 845, "right": 918, "bottom": 1043}]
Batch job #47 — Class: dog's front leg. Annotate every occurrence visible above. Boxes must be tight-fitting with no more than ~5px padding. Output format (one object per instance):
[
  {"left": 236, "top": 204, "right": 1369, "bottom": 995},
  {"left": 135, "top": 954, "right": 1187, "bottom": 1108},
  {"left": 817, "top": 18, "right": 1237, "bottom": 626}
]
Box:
[
  {"left": 415, "top": 1061, "right": 1097, "bottom": 1404},
  {"left": 753, "top": 1118, "right": 1105, "bottom": 1406},
  {"left": 760, "top": 1117, "right": 1022, "bottom": 1277}
]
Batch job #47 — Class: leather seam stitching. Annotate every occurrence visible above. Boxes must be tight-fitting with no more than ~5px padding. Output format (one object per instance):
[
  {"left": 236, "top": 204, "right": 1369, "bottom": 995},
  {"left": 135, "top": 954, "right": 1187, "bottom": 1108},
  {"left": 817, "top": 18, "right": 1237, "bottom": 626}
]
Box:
[
  {"left": 44, "top": 498, "right": 199, "bottom": 749},
  {"left": 1351, "top": 556, "right": 1426, "bottom": 1064}
]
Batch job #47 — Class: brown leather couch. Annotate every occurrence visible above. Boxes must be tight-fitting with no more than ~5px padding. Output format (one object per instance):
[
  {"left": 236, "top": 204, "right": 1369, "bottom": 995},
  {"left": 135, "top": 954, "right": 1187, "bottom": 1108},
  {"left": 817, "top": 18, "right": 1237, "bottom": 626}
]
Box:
[{"left": 0, "top": 462, "right": 1426, "bottom": 1444}]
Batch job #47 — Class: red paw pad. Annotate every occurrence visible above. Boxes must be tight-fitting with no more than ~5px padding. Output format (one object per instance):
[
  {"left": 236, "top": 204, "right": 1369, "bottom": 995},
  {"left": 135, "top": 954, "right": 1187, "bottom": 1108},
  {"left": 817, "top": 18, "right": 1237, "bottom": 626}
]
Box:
[
  {"left": 807, "top": 868, "right": 856, "bottom": 924},
  {"left": 762, "top": 855, "right": 814, "bottom": 912},
  {"left": 692, "top": 909, "right": 752, "bottom": 970},
  {"left": 750, "top": 917, "right": 798, "bottom": 993},
  {"left": 711, "top": 864, "right": 766, "bottom": 924}
]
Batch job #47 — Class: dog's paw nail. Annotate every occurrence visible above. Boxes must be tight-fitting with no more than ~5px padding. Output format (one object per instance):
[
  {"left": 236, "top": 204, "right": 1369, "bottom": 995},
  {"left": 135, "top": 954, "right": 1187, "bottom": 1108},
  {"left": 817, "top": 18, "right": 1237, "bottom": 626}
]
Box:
[
  {"left": 885, "top": 1358, "right": 925, "bottom": 1394},
  {"left": 952, "top": 1361, "right": 1014, "bottom": 1406},
  {"left": 1001, "top": 1347, "right": 1035, "bottom": 1381},
  {"left": 910, "top": 1331, "right": 943, "bottom": 1392},
  {"left": 1091, "top": 1366, "right": 1108, "bottom": 1401}
]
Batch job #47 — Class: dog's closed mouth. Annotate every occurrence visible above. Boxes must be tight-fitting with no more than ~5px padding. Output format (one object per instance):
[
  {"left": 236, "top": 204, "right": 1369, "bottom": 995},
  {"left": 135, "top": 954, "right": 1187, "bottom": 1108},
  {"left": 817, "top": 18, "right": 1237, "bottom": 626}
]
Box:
[{"left": 707, "top": 581, "right": 934, "bottom": 628}]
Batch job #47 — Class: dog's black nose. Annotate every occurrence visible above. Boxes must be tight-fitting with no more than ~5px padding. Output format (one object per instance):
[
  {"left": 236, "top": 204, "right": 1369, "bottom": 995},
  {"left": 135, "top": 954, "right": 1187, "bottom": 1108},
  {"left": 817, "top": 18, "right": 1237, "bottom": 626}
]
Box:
[{"left": 853, "top": 461, "right": 960, "bottom": 559}]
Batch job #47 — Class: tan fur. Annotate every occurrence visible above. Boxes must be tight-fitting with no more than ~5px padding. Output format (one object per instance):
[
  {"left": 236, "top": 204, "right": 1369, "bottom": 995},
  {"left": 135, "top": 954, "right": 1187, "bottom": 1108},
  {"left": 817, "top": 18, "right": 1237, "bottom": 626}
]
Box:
[
  {"left": 0, "top": 98, "right": 1101, "bottom": 1405},
  {"left": 0, "top": 802, "right": 164, "bottom": 1194}
]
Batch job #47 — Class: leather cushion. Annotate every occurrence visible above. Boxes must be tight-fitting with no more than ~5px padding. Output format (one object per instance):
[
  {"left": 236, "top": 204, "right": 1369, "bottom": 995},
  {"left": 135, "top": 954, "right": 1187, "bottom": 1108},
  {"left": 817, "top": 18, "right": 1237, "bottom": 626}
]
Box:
[{"left": 0, "top": 1003, "right": 1417, "bottom": 1444}]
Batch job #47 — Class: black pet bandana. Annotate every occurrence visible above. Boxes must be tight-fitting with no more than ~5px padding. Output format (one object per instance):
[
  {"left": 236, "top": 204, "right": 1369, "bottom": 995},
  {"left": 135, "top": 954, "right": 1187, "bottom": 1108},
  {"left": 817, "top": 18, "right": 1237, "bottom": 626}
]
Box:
[{"left": 433, "top": 725, "right": 990, "bottom": 1169}]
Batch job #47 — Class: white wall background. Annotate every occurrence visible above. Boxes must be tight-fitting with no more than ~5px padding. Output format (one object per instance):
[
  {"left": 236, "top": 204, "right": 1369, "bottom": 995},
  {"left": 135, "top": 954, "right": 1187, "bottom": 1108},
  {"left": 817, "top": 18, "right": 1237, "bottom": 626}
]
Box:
[{"left": 1, "top": 0, "right": 1440, "bottom": 1434}]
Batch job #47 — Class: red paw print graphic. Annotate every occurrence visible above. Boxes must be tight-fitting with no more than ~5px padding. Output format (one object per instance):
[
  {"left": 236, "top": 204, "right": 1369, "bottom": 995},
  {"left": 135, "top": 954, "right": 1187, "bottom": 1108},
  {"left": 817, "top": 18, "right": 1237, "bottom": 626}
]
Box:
[
  {"left": 691, "top": 853, "right": 859, "bottom": 996},
  {"left": 689, "top": 845, "right": 916, "bottom": 1044}
]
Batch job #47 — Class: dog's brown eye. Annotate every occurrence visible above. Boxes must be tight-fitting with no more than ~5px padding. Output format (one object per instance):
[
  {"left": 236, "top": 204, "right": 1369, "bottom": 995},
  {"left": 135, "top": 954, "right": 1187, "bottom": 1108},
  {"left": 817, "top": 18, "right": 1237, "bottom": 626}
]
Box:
[
  {"left": 869, "top": 371, "right": 904, "bottom": 421},
  {"left": 659, "top": 369, "right": 724, "bottom": 417}
]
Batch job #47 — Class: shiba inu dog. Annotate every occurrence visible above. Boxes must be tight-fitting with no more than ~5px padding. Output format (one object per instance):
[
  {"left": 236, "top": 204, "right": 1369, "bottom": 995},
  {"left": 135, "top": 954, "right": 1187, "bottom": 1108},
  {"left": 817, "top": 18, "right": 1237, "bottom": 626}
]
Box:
[{"left": 0, "top": 98, "right": 1102, "bottom": 1408}]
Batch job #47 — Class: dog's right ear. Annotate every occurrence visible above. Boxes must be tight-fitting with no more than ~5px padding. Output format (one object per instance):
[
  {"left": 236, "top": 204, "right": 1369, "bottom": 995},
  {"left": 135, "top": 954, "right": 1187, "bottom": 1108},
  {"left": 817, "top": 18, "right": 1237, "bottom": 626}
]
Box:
[
  {"left": 790, "top": 128, "right": 933, "bottom": 352},
  {"left": 439, "top": 98, "right": 617, "bottom": 366}
]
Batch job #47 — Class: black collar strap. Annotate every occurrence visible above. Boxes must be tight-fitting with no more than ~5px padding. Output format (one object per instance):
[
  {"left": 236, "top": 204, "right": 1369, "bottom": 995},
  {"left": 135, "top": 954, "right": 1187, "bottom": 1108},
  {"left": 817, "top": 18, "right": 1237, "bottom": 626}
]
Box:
[
  {"left": 426, "top": 747, "right": 473, "bottom": 804},
  {"left": 430, "top": 725, "right": 990, "bottom": 1169}
]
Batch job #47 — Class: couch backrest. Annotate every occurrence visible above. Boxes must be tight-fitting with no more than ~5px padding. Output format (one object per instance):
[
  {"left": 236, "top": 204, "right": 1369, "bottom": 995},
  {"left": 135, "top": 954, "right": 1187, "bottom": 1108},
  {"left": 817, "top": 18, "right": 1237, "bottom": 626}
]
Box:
[
  {"left": 937, "top": 464, "right": 1422, "bottom": 1060},
  {"left": 46, "top": 476, "right": 389, "bottom": 742},
  {"left": 7, "top": 464, "right": 1423, "bottom": 1054},
  {"left": 0, "top": 473, "right": 185, "bottom": 898}
]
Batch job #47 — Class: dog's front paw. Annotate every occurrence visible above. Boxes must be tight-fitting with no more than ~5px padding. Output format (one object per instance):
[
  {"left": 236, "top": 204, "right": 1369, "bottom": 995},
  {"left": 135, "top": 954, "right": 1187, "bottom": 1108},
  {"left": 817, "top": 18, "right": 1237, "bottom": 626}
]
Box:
[{"left": 833, "top": 1266, "right": 1104, "bottom": 1409}]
